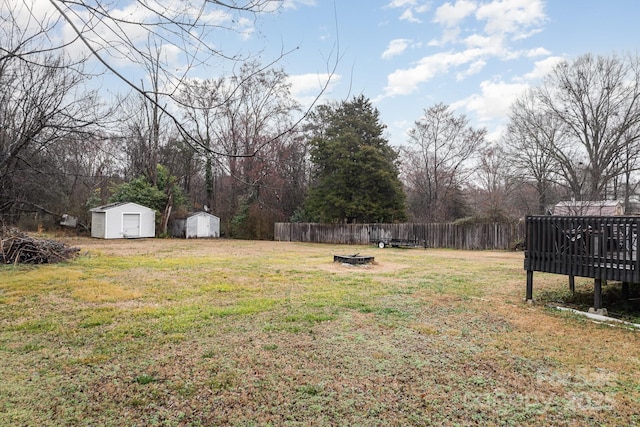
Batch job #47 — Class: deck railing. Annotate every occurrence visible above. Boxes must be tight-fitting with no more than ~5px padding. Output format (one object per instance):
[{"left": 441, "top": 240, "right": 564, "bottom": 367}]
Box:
[{"left": 525, "top": 215, "right": 640, "bottom": 310}]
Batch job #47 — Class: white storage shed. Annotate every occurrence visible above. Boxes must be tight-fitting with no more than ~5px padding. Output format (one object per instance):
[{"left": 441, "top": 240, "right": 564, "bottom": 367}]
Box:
[
  {"left": 171, "top": 212, "right": 220, "bottom": 238},
  {"left": 90, "top": 202, "right": 156, "bottom": 239}
]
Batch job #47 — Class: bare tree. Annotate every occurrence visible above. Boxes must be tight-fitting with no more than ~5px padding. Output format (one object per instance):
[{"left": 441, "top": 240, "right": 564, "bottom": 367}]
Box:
[
  {"left": 403, "top": 103, "right": 486, "bottom": 222},
  {"left": 32, "top": 132, "right": 121, "bottom": 226},
  {"left": 177, "top": 78, "right": 225, "bottom": 211},
  {"left": 468, "top": 145, "right": 523, "bottom": 221},
  {"left": 1, "top": 0, "right": 335, "bottom": 230},
  {"left": 503, "top": 89, "right": 566, "bottom": 214},
  {"left": 0, "top": 48, "right": 101, "bottom": 221},
  {"left": 609, "top": 127, "right": 640, "bottom": 209},
  {"left": 5, "top": 0, "right": 336, "bottom": 158},
  {"left": 0, "top": 1, "right": 118, "bottom": 226},
  {"left": 535, "top": 53, "right": 640, "bottom": 201},
  {"left": 178, "top": 61, "right": 301, "bottom": 235}
]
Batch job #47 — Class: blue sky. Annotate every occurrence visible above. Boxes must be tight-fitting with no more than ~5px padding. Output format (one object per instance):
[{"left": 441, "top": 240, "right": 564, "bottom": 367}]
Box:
[
  {"left": 15, "top": 0, "right": 639, "bottom": 147},
  {"left": 243, "top": 0, "right": 640, "bottom": 145}
]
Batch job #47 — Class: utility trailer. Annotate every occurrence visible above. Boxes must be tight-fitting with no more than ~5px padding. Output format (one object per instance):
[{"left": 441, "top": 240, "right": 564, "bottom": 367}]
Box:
[
  {"left": 371, "top": 237, "right": 425, "bottom": 248},
  {"left": 369, "top": 225, "right": 425, "bottom": 248}
]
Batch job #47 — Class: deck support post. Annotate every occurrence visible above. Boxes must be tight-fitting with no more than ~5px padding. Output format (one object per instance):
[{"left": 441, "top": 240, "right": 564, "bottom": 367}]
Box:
[
  {"left": 593, "top": 279, "right": 603, "bottom": 311},
  {"left": 526, "top": 270, "right": 533, "bottom": 302},
  {"left": 622, "top": 282, "right": 630, "bottom": 301},
  {"left": 569, "top": 275, "right": 575, "bottom": 294}
]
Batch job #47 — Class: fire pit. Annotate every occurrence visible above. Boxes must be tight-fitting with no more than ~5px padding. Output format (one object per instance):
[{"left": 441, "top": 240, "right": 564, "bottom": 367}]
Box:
[{"left": 333, "top": 253, "right": 374, "bottom": 265}]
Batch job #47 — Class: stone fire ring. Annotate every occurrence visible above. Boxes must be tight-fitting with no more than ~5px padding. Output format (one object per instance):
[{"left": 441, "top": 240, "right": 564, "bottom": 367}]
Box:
[{"left": 333, "top": 254, "right": 374, "bottom": 265}]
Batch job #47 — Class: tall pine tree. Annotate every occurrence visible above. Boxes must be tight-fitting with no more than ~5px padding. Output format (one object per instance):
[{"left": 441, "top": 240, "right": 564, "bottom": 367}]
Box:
[{"left": 305, "top": 95, "right": 406, "bottom": 223}]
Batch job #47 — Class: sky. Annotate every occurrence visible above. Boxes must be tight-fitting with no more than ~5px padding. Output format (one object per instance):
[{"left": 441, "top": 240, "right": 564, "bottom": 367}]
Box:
[
  {"left": 9, "top": 0, "right": 640, "bottom": 147},
  {"left": 242, "top": 0, "right": 640, "bottom": 146}
]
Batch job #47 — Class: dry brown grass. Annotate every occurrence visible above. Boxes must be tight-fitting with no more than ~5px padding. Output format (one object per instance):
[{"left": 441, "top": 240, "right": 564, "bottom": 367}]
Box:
[{"left": 1, "top": 237, "right": 639, "bottom": 426}]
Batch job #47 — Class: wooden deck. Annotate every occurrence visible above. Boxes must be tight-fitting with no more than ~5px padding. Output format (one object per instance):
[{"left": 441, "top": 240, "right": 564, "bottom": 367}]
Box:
[{"left": 524, "top": 215, "right": 640, "bottom": 311}]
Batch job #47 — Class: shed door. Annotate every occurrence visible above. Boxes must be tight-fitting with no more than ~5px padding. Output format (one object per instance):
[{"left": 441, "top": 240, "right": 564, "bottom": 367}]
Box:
[
  {"left": 197, "top": 214, "right": 210, "bottom": 238},
  {"left": 123, "top": 213, "right": 141, "bottom": 237}
]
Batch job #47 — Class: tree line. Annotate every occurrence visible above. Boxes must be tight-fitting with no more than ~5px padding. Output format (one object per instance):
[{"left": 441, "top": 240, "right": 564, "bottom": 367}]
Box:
[{"left": 3, "top": 2, "right": 640, "bottom": 238}]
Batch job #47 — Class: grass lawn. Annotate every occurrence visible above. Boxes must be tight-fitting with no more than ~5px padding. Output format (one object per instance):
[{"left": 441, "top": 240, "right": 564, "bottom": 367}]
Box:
[{"left": 1, "top": 238, "right": 639, "bottom": 426}]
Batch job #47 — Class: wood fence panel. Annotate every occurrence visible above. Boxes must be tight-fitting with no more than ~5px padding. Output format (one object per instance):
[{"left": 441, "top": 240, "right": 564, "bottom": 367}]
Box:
[{"left": 274, "top": 222, "right": 526, "bottom": 250}]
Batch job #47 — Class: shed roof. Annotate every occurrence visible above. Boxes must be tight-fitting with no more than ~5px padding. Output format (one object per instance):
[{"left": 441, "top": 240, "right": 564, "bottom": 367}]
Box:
[
  {"left": 89, "top": 202, "right": 155, "bottom": 213},
  {"left": 175, "top": 211, "right": 220, "bottom": 219},
  {"left": 552, "top": 200, "right": 624, "bottom": 216}
]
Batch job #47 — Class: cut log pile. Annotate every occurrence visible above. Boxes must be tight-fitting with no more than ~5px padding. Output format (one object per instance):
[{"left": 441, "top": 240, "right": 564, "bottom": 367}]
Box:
[{"left": 0, "top": 228, "right": 80, "bottom": 265}]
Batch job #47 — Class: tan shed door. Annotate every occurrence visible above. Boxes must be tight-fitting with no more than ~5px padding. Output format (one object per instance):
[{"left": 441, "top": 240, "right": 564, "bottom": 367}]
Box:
[{"left": 122, "top": 213, "right": 141, "bottom": 237}]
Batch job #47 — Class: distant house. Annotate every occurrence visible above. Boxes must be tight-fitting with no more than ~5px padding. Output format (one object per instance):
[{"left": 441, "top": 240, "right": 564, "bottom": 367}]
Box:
[
  {"left": 89, "top": 202, "right": 156, "bottom": 239},
  {"left": 552, "top": 200, "right": 624, "bottom": 216},
  {"left": 171, "top": 212, "right": 220, "bottom": 239}
]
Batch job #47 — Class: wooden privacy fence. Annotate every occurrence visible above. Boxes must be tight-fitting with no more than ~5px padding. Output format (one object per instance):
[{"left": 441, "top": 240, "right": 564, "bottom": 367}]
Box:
[{"left": 274, "top": 222, "right": 526, "bottom": 250}]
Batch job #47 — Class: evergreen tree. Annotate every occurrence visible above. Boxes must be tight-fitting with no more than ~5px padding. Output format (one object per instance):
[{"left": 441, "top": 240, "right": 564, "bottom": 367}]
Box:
[{"left": 305, "top": 96, "right": 406, "bottom": 223}]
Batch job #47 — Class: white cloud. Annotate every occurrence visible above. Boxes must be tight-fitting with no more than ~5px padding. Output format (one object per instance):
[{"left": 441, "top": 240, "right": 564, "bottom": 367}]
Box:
[
  {"left": 447, "top": 56, "right": 564, "bottom": 141},
  {"left": 476, "top": 0, "right": 546, "bottom": 37},
  {"left": 513, "top": 28, "right": 543, "bottom": 41},
  {"left": 430, "top": 0, "right": 546, "bottom": 55},
  {"left": 69, "top": 0, "right": 239, "bottom": 68},
  {"left": 429, "top": 27, "right": 461, "bottom": 46},
  {"left": 387, "top": 0, "right": 431, "bottom": 23},
  {"left": 9, "top": 0, "right": 57, "bottom": 30},
  {"left": 526, "top": 47, "right": 551, "bottom": 58},
  {"left": 434, "top": 0, "right": 477, "bottom": 28},
  {"left": 485, "top": 124, "right": 508, "bottom": 144},
  {"left": 237, "top": 17, "right": 256, "bottom": 40},
  {"left": 388, "top": 119, "right": 414, "bottom": 147},
  {"left": 462, "top": 33, "right": 504, "bottom": 54},
  {"left": 453, "top": 79, "right": 529, "bottom": 123},
  {"left": 280, "top": 0, "right": 317, "bottom": 10},
  {"left": 382, "top": 39, "right": 412, "bottom": 59},
  {"left": 388, "top": 0, "right": 421, "bottom": 7},
  {"left": 522, "top": 56, "right": 565, "bottom": 80},
  {"left": 287, "top": 73, "right": 342, "bottom": 106},
  {"left": 429, "top": 1, "right": 477, "bottom": 46},
  {"left": 456, "top": 59, "right": 486, "bottom": 80},
  {"left": 161, "top": 43, "right": 183, "bottom": 68},
  {"left": 400, "top": 9, "right": 422, "bottom": 23},
  {"left": 382, "top": 0, "right": 550, "bottom": 100},
  {"left": 383, "top": 49, "right": 484, "bottom": 97}
]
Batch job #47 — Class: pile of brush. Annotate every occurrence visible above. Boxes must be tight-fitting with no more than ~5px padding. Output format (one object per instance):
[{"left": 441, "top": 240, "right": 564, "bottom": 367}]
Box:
[{"left": 0, "top": 227, "right": 80, "bottom": 265}]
